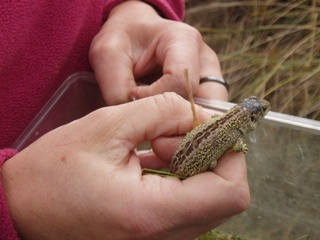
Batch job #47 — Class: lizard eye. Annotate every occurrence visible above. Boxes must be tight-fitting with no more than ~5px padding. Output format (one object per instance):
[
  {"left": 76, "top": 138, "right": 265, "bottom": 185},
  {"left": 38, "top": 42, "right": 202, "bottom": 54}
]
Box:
[{"left": 250, "top": 116, "right": 256, "bottom": 122}]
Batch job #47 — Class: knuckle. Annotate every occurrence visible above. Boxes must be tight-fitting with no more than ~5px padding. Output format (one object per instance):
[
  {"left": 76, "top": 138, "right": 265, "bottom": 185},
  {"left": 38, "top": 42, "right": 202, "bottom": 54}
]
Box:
[
  {"left": 179, "top": 23, "right": 203, "bottom": 44},
  {"left": 89, "top": 33, "right": 125, "bottom": 63},
  {"left": 163, "top": 21, "right": 203, "bottom": 45},
  {"left": 189, "top": 27, "right": 203, "bottom": 43},
  {"left": 85, "top": 107, "right": 108, "bottom": 123},
  {"left": 233, "top": 186, "right": 251, "bottom": 213},
  {"left": 105, "top": 93, "right": 130, "bottom": 105},
  {"left": 204, "top": 43, "right": 219, "bottom": 61},
  {"left": 154, "top": 92, "right": 186, "bottom": 111},
  {"left": 150, "top": 92, "right": 190, "bottom": 120}
]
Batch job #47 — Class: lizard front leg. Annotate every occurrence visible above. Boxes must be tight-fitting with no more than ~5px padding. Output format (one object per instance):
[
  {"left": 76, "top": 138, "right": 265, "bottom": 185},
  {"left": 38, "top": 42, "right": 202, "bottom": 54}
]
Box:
[
  {"left": 224, "top": 138, "right": 248, "bottom": 155},
  {"left": 232, "top": 138, "right": 248, "bottom": 153}
]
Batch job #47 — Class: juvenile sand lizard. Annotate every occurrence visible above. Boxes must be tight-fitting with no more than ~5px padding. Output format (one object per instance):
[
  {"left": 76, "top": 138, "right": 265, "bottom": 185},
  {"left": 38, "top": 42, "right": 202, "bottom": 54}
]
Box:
[{"left": 169, "top": 96, "right": 271, "bottom": 178}]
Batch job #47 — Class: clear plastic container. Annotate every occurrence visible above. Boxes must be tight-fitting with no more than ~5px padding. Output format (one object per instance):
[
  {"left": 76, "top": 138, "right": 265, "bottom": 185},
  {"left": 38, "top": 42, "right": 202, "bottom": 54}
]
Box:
[
  {"left": 13, "top": 72, "right": 320, "bottom": 239},
  {"left": 13, "top": 72, "right": 105, "bottom": 150}
]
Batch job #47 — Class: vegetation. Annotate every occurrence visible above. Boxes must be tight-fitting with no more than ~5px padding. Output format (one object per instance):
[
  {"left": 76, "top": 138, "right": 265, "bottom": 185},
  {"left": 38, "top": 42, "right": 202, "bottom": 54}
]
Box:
[
  {"left": 184, "top": 1, "right": 319, "bottom": 239},
  {"left": 196, "top": 230, "right": 249, "bottom": 240},
  {"left": 186, "top": 0, "right": 320, "bottom": 120}
]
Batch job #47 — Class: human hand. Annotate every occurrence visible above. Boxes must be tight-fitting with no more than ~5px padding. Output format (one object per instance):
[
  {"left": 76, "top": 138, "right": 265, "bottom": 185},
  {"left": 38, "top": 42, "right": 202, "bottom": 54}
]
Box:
[
  {"left": 89, "top": 1, "right": 228, "bottom": 105},
  {"left": 2, "top": 93, "right": 249, "bottom": 240}
]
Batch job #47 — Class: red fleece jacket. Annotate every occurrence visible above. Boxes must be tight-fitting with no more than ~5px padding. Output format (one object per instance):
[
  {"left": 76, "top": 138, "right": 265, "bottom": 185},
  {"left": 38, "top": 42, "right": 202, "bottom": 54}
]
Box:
[{"left": 0, "top": 1, "right": 184, "bottom": 239}]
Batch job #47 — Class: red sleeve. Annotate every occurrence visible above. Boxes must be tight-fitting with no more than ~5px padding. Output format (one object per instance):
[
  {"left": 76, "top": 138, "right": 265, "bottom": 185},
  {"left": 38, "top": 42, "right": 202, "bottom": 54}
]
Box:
[
  {"left": 0, "top": 149, "right": 19, "bottom": 240},
  {"left": 0, "top": 1, "right": 184, "bottom": 239},
  {"left": 103, "top": 0, "right": 185, "bottom": 21}
]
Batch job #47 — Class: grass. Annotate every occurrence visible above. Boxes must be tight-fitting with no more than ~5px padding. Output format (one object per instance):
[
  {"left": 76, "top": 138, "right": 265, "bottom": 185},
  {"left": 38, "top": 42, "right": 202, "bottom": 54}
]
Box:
[
  {"left": 185, "top": 0, "right": 320, "bottom": 120},
  {"left": 196, "top": 230, "right": 250, "bottom": 240}
]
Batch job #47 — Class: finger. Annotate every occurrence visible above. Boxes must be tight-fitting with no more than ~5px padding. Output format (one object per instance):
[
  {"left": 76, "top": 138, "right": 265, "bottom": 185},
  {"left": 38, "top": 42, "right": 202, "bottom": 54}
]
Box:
[
  {"left": 142, "top": 168, "right": 250, "bottom": 237},
  {"left": 196, "top": 43, "right": 228, "bottom": 100},
  {"left": 179, "top": 153, "right": 249, "bottom": 219},
  {"left": 90, "top": 30, "right": 136, "bottom": 105},
  {"left": 199, "top": 44, "right": 223, "bottom": 79},
  {"left": 109, "top": 93, "right": 208, "bottom": 148},
  {"left": 151, "top": 136, "right": 182, "bottom": 162},
  {"left": 174, "top": 171, "right": 249, "bottom": 227},
  {"left": 137, "top": 150, "right": 170, "bottom": 169},
  {"left": 181, "top": 168, "right": 250, "bottom": 217},
  {"left": 150, "top": 108, "right": 216, "bottom": 162},
  {"left": 141, "top": 139, "right": 249, "bottom": 231},
  {"left": 131, "top": 24, "right": 202, "bottom": 100},
  {"left": 213, "top": 152, "right": 248, "bottom": 188},
  {"left": 197, "top": 82, "right": 229, "bottom": 101}
]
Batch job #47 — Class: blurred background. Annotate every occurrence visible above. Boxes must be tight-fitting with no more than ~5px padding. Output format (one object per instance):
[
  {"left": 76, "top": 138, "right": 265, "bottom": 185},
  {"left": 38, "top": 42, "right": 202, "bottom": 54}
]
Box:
[
  {"left": 185, "top": 0, "right": 320, "bottom": 120},
  {"left": 184, "top": 1, "right": 319, "bottom": 239}
]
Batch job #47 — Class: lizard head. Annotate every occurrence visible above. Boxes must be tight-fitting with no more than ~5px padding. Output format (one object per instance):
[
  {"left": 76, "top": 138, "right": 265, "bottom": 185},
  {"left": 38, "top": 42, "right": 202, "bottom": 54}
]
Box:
[{"left": 239, "top": 96, "right": 271, "bottom": 132}]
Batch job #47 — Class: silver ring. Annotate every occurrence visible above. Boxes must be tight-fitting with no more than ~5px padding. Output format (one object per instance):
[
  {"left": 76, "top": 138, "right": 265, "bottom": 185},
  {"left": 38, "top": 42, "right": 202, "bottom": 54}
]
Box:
[{"left": 200, "top": 76, "right": 229, "bottom": 92}]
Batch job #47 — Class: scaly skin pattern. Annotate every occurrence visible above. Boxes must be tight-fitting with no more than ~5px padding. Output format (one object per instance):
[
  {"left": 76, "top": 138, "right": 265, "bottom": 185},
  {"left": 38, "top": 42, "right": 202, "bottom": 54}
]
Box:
[{"left": 169, "top": 96, "right": 271, "bottom": 178}]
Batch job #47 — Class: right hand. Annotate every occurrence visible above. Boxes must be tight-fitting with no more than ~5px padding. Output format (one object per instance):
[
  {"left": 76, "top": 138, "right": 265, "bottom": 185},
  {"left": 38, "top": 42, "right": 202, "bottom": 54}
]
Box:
[{"left": 90, "top": 1, "right": 228, "bottom": 105}]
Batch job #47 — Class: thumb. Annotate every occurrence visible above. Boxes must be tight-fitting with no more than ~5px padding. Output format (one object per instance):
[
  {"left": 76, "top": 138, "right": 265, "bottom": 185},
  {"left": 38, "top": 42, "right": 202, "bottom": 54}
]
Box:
[{"left": 113, "top": 93, "right": 206, "bottom": 147}]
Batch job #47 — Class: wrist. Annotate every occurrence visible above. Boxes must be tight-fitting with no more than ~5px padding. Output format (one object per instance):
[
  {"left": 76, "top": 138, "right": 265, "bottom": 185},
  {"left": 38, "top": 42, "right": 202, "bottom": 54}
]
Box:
[
  {"left": 0, "top": 149, "right": 20, "bottom": 239},
  {"left": 109, "top": 1, "right": 160, "bottom": 21}
]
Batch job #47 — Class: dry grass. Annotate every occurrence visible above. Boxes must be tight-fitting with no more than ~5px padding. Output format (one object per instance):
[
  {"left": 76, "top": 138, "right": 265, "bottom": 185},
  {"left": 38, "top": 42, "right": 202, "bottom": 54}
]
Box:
[
  {"left": 196, "top": 230, "right": 249, "bottom": 240},
  {"left": 185, "top": 0, "right": 320, "bottom": 120}
]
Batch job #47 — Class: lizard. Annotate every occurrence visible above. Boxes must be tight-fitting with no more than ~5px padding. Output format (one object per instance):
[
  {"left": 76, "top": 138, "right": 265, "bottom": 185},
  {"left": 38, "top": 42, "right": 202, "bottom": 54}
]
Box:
[
  {"left": 142, "top": 69, "right": 271, "bottom": 179},
  {"left": 169, "top": 95, "right": 271, "bottom": 178}
]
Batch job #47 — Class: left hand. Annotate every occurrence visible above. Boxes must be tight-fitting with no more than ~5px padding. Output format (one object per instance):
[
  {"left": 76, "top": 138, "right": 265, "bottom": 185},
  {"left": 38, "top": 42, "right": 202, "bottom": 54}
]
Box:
[
  {"left": 89, "top": 1, "right": 228, "bottom": 105},
  {"left": 2, "top": 93, "right": 249, "bottom": 240}
]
